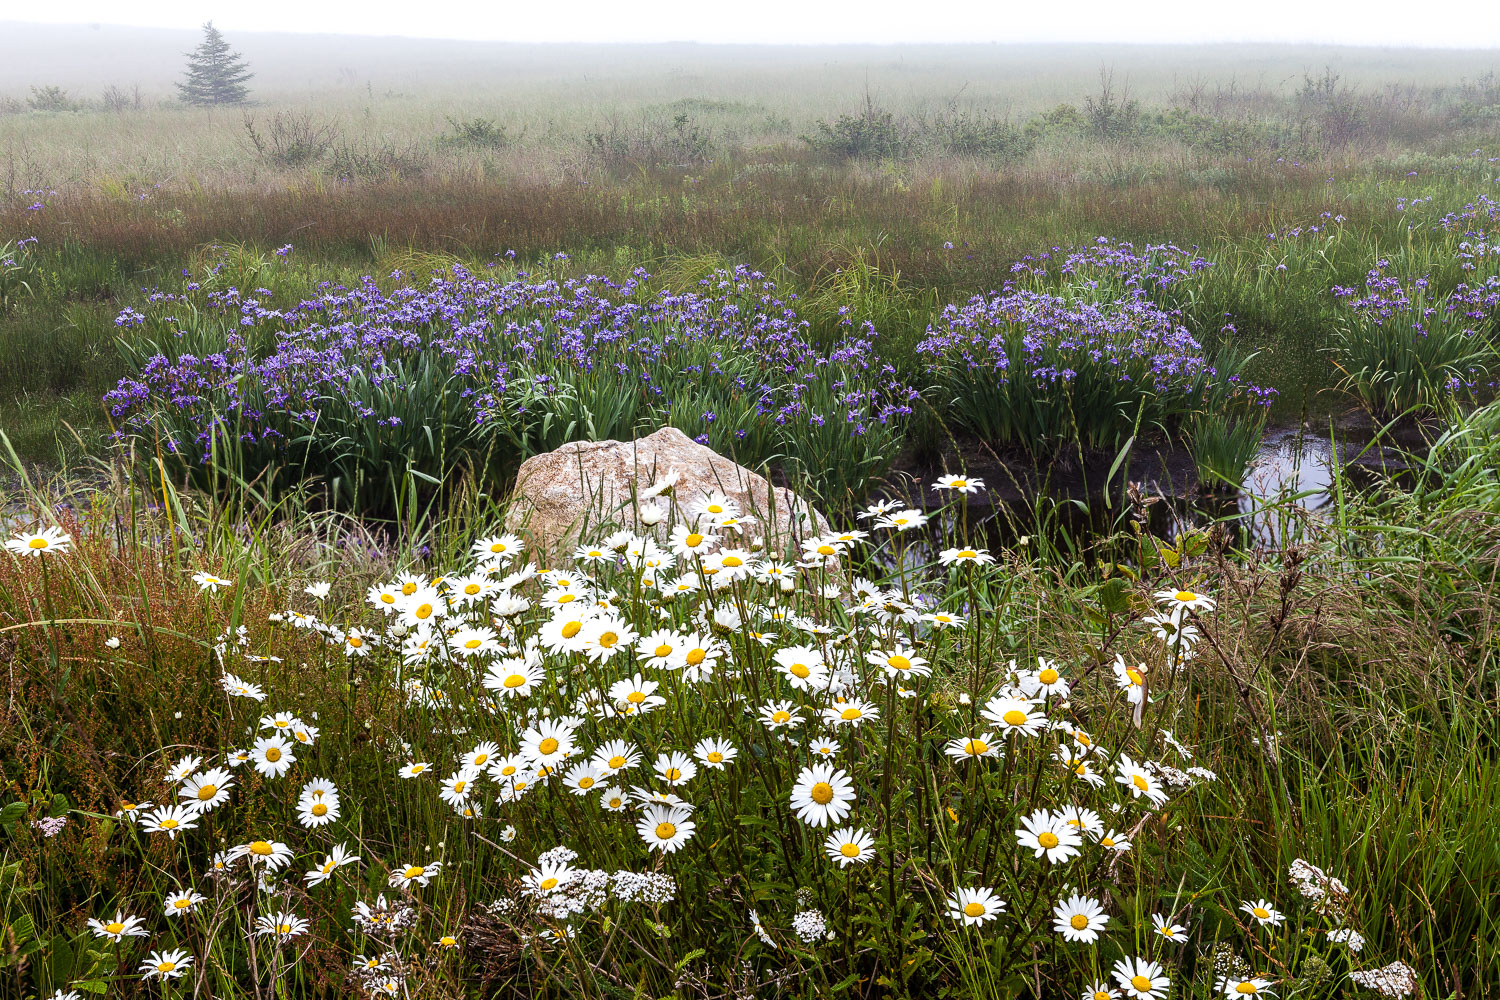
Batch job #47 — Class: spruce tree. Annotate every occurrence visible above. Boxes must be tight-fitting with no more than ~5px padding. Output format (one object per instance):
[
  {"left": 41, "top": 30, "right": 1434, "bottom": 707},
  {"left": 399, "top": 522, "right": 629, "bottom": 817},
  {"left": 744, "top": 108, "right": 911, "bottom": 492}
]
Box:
[{"left": 177, "top": 22, "right": 253, "bottom": 106}]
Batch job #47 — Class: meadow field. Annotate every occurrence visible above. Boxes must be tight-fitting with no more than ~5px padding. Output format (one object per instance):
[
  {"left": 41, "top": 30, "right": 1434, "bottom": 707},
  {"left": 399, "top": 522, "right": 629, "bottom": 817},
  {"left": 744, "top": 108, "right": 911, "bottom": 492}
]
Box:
[{"left": 2, "top": 31, "right": 1500, "bottom": 1000}]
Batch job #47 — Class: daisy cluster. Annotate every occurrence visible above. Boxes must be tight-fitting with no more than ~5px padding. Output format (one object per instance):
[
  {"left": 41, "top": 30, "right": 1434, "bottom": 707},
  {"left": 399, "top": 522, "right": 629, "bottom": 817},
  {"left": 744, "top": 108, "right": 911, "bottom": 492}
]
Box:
[{"left": 7, "top": 475, "right": 1401, "bottom": 995}]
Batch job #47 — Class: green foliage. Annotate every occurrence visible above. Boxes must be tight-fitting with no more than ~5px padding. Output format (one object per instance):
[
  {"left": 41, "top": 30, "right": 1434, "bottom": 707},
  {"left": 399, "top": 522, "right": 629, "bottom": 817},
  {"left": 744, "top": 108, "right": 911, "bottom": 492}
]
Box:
[
  {"left": 243, "top": 110, "right": 341, "bottom": 167},
  {"left": 177, "top": 21, "right": 253, "bottom": 106},
  {"left": 440, "top": 114, "right": 509, "bottom": 150},
  {"left": 25, "top": 86, "right": 80, "bottom": 113}
]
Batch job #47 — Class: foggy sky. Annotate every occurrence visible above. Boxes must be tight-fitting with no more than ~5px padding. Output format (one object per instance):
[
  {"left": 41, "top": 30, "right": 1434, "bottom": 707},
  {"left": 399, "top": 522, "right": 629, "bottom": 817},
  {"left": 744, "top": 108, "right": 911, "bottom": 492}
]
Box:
[{"left": 12, "top": 0, "right": 1500, "bottom": 47}]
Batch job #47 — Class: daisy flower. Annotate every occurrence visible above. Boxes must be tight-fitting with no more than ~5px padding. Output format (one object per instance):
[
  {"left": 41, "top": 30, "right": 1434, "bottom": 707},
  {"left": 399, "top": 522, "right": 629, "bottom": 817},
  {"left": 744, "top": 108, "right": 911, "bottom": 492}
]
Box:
[
  {"left": 607, "top": 673, "right": 666, "bottom": 716},
  {"left": 463, "top": 743, "right": 501, "bottom": 772},
  {"left": 87, "top": 910, "right": 149, "bottom": 941},
  {"left": 938, "top": 546, "right": 996, "bottom": 567},
  {"left": 366, "top": 582, "right": 401, "bottom": 612},
  {"left": 563, "top": 762, "right": 605, "bottom": 794},
  {"left": 179, "top": 768, "right": 233, "bottom": 812},
  {"left": 945, "top": 733, "right": 1000, "bottom": 762},
  {"left": 789, "top": 764, "right": 856, "bottom": 828},
  {"left": 163, "top": 890, "right": 206, "bottom": 917},
  {"left": 139, "top": 949, "right": 193, "bottom": 979},
  {"left": 192, "top": 571, "right": 233, "bottom": 592},
  {"left": 255, "top": 911, "right": 309, "bottom": 943},
  {"left": 808, "top": 738, "right": 841, "bottom": 758},
  {"left": 219, "top": 673, "right": 267, "bottom": 700},
  {"left": 1216, "top": 976, "right": 1275, "bottom": 997},
  {"left": 866, "top": 645, "right": 931, "bottom": 679},
  {"left": 1239, "top": 899, "right": 1284, "bottom": 927},
  {"left": 591, "top": 740, "right": 642, "bottom": 777},
  {"left": 484, "top": 659, "right": 542, "bottom": 698},
  {"left": 922, "top": 610, "right": 967, "bottom": 629},
  {"left": 1152, "top": 913, "right": 1187, "bottom": 944},
  {"left": 437, "top": 770, "right": 479, "bottom": 808},
  {"left": 823, "top": 826, "right": 876, "bottom": 868},
  {"left": 305, "top": 843, "right": 360, "bottom": 886},
  {"left": 933, "top": 473, "right": 985, "bottom": 493},
  {"left": 653, "top": 751, "right": 697, "bottom": 786},
  {"left": 228, "top": 839, "right": 294, "bottom": 870},
  {"left": 947, "top": 887, "right": 1006, "bottom": 926},
  {"left": 1053, "top": 895, "right": 1109, "bottom": 943},
  {"left": 6, "top": 526, "right": 72, "bottom": 557},
  {"left": 539, "top": 610, "right": 594, "bottom": 654},
  {"left": 399, "top": 762, "right": 433, "bottom": 779},
  {"left": 389, "top": 861, "right": 442, "bottom": 889},
  {"left": 1113, "top": 656, "right": 1148, "bottom": 704},
  {"left": 874, "top": 508, "right": 928, "bottom": 531},
  {"left": 1112, "top": 957, "right": 1170, "bottom": 1000},
  {"left": 773, "top": 645, "right": 828, "bottom": 690},
  {"left": 1022, "top": 657, "right": 1070, "bottom": 698},
  {"left": 676, "top": 634, "right": 723, "bottom": 682},
  {"left": 636, "top": 629, "right": 685, "bottom": 669},
  {"left": 519, "top": 720, "right": 575, "bottom": 768},
  {"left": 821, "top": 698, "right": 879, "bottom": 728},
  {"left": 1097, "top": 829, "right": 1132, "bottom": 851},
  {"left": 758, "top": 699, "right": 804, "bottom": 731},
  {"left": 693, "top": 737, "right": 737, "bottom": 769},
  {"left": 473, "top": 533, "right": 524, "bottom": 564},
  {"left": 981, "top": 695, "right": 1047, "bottom": 737},
  {"left": 141, "top": 804, "right": 198, "bottom": 839},
  {"left": 165, "top": 754, "right": 204, "bottom": 782},
  {"left": 448, "top": 626, "right": 502, "bottom": 657},
  {"left": 600, "top": 787, "right": 628, "bottom": 812},
  {"left": 115, "top": 799, "right": 152, "bottom": 820},
  {"left": 580, "top": 615, "right": 637, "bottom": 661},
  {"left": 250, "top": 735, "right": 296, "bottom": 778},
  {"left": 1114, "top": 754, "right": 1168, "bottom": 807},
  {"left": 637, "top": 804, "right": 696, "bottom": 853},
  {"left": 1154, "top": 587, "right": 1215, "bottom": 618},
  {"left": 1084, "top": 984, "right": 1120, "bottom": 1000},
  {"left": 1015, "top": 809, "right": 1082, "bottom": 863},
  {"left": 523, "top": 859, "right": 577, "bottom": 895}
]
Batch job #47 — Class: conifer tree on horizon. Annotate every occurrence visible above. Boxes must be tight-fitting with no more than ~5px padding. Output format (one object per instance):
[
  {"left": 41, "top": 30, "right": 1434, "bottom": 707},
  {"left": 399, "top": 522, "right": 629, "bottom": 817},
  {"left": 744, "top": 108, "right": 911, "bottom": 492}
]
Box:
[{"left": 177, "top": 22, "right": 253, "bottom": 106}]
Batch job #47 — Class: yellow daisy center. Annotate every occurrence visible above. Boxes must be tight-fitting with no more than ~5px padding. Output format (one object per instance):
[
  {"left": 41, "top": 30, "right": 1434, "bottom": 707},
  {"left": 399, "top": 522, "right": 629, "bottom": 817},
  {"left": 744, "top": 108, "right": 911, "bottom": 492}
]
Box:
[
  {"left": 197, "top": 784, "right": 218, "bottom": 800},
  {"left": 1252, "top": 907, "right": 1270, "bottom": 919},
  {"left": 1037, "top": 832, "right": 1059, "bottom": 849},
  {"left": 1003, "top": 709, "right": 1028, "bottom": 726},
  {"left": 722, "top": 555, "right": 743, "bottom": 567},
  {"left": 415, "top": 604, "right": 433, "bottom": 619},
  {"left": 840, "top": 843, "right": 861, "bottom": 858},
  {"left": 810, "top": 782, "right": 834, "bottom": 804},
  {"left": 174, "top": 899, "right": 191, "bottom": 909},
  {"left": 663, "top": 767, "right": 681, "bottom": 780},
  {"left": 771, "top": 710, "right": 790, "bottom": 723},
  {"left": 841, "top": 708, "right": 861, "bottom": 720},
  {"left": 655, "top": 822, "right": 677, "bottom": 839},
  {"left": 888, "top": 655, "right": 911, "bottom": 671},
  {"left": 311, "top": 803, "right": 328, "bottom": 816},
  {"left": 403, "top": 866, "right": 425, "bottom": 879},
  {"left": 627, "top": 691, "right": 646, "bottom": 704},
  {"left": 654, "top": 644, "right": 673, "bottom": 657},
  {"left": 465, "top": 639, "right": 481, "bottom": 649},
  {"left": 686, "top": 649, "right": 706, "bottom": 665},
  {"left": 264, "top": 748, "right": 281, "bottom": 762},
  {"left": 1038, "top": 668, "right": 1059, "bottom": 684},
  {"left": 250, "top": 840, "right": 274, "bottom": 855},
  {"left": 608, "top": 755, "right": 626, "bottom": 768},
  {"left": 962, "top": 902, "right": 986, "bottom": 918},
  {"left": 349, "top": 636, "right": 363, "bottom": 648},
  {"left": 1236, "top": 985, "right": 1258, "bottom": 995},
  {"left": 1126, "top": 668, "right": 1144, "bottom": 685},
  {"left": 561, "top": 621, "right": 582, "bottom": 639},
  {"left": 538, "top": 738, "right": 559, "bottom": 755},
  {"left": 577, "top": 776, "right": 595, "bottom": 788},
  {"left": 105, "top": 922, "right": 124, "bottom": 934},
  {"left": 685, "top": 533, "right": 703, "bottom": 547},
  {"left": 160, "top": 818, "right": 178, "bottom": 829},
  {"left": 1071, "top": 914, "right": 1090, "bottom": 929},
  {"left": 965, "top": 740, "right": 988, "bottom": 755},
  {"left": 539, "top": 877, "right": 558, "bottom": 890},
  {"left": 28, "top": 538, "right": 47, "bottom": 549},
  {"left": 707, "top": 752, "right": 723, "bottom": 763},
  {"left": 380, "top": 593, "right": 396, "bottom": 604},
  {"left": 598, "top": 631, "right": 619, "bottom": 648},
  {"left": 1132, "top": 775, "right": 1149, "bottom": 791},
  {"left": 401, "top": 583, "right": 418, "bottom": 595},
  {"left": 464, "top": 584, "right": 481, "bottom": 595},
  {"left": 789, "top": 663, "right": 810, "bottom": 678},
  {"left": 157, "top": 961, "right": 176, "bottom": 972},
  {"left": 504, "top": 674, "right": 526, "bottom": 688},
  {"left": 1174, "top": 591, "right": 1196, "bottom": 602},
  {"left": 556, "top": 593, "right": 576, "bottom": 604},
  {"left": 1132, "top": 976, "right": 1152, "bottom": 992}
]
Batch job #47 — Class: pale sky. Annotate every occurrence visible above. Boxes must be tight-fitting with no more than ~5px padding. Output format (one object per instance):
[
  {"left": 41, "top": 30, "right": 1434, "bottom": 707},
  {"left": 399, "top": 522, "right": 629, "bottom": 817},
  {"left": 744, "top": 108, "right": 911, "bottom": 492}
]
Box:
[{"left": 15, "top": 0, "right": 1500, "bottom": 47}]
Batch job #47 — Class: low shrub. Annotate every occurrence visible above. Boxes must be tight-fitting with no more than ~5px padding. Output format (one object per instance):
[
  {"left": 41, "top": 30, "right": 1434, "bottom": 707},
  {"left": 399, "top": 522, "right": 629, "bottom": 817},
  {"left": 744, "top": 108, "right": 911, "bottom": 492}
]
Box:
[{"left": 105, "top": 261, "right": 916, "bottom": 513}]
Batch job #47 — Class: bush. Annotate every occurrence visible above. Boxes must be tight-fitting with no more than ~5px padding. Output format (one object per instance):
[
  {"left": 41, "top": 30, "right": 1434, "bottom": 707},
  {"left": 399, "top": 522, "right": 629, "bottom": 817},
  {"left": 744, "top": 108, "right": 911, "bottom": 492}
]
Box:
[
  {"left": 917, "top": 240, "right": 1272, "bottom": 454},
  {"left": 439, "top": 115, "right": 509, "bottom": 151},
  {"left": 326, "top": 137, "right": 430, "bottom": 181},
  {"left": 584, "top": 114, "right": 713, "bottom": 171},
  {"left": 105, "top": 261, "right": 915, "bottom": 513},
  {"left": 244, "top": 111, "right": 342, "bottom": 167},
  {"left": 25, "top": 85, "right": 79, "bottom": 113},
  {"left": 1330, "top": 250, "right": 1500, "bottom": 418}
]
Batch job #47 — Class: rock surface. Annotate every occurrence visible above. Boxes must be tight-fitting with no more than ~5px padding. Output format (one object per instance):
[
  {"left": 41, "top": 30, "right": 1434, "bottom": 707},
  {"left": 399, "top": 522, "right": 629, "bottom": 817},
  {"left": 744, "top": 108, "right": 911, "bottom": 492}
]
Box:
[{"left": 504, "top": 426, "right": 829, "bottom": 555}]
